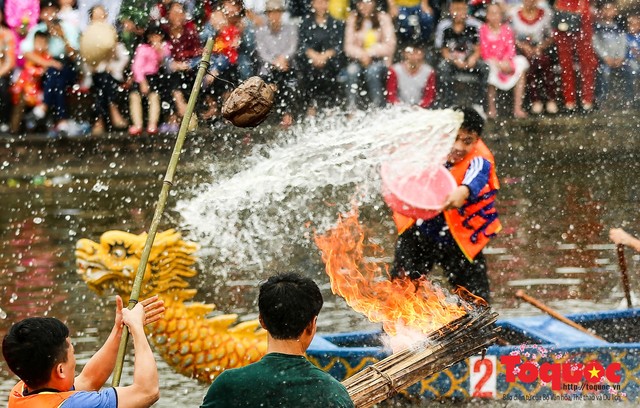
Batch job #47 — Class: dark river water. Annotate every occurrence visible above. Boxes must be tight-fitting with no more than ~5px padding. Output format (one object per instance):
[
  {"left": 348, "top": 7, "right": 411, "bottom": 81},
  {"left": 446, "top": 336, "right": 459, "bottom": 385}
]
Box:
[{"left": 0, "top": 109, "right": 639, "bottom": 406}]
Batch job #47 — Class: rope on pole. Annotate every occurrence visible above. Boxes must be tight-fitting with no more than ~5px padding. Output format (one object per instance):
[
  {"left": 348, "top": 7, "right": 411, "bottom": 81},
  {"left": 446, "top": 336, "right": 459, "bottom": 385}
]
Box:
[{"left": 616, "top": 244, "right": 633, "bottom": 309}]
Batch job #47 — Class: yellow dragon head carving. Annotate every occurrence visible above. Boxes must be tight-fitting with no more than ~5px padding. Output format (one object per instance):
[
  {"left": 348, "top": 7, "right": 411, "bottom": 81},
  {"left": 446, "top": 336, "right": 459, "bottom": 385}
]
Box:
[
  {"left": 75, "top": 229, "right": 200, "bottom": 301},
  {"left": 75, "top": 229, "right": 267, "bottom": 382}
]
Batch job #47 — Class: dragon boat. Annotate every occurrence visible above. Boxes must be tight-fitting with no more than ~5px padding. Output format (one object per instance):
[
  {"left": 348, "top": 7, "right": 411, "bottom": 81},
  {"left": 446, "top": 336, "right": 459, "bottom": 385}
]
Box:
[{"left": 308, "top": 307, "right": 640, "bottom": 402}]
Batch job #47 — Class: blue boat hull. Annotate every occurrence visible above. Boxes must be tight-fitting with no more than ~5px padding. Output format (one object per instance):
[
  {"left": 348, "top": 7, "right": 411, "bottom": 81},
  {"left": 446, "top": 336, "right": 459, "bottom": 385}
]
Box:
[{"left": 307, "top": 308, "right": 640, "bottom": 402}]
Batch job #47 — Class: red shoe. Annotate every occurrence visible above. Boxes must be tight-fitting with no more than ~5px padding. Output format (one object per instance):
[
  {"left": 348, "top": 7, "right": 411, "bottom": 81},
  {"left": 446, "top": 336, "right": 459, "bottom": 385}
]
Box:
[
  {"left": 146, "top": 127, "right": 159, "bottom": 135},
  {"left": 128, "top": 125, "right": 142, "bottom": 136}
]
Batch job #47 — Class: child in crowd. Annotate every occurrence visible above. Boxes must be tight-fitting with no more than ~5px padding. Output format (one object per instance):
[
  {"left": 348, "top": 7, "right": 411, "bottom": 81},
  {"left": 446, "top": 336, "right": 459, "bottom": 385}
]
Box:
[
  {"left": 129, "top": 25, "right": 169, "bottom": 136},
  {"left": 10, "top": 30, "right": 51, "bottom": 133},
  {"left": 592, "top": 0, "right": 631, "bottom": 109},
  {"left": 386, "top": 44, "right": 436, "bottom": 108},
  {"left": 58, "top": 0, "right": 81, "bottom": 28},
  {"left": 480, "top": 3, "right": 529, "bottom": 118},
  {"left": 86, "top": 5, "right": 130, "bottom": 136},
  {"left": 436, "top": 0, "right": 487, "bottom": 109},
  {"left": 202, "top": 2, "right": 242, "bottom": 79},
  {"left": 510, "top": 0, "right": 557, "bottom": 115}
]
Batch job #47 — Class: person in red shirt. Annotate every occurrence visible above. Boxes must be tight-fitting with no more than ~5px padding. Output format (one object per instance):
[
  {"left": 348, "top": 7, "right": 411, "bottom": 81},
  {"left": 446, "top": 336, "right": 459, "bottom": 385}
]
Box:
[
  {"left": 386, "top": 44, "right": 436, "bottom": 108},
  {"left": 553, "top": 0, "right": 597, "bottom": 111}
]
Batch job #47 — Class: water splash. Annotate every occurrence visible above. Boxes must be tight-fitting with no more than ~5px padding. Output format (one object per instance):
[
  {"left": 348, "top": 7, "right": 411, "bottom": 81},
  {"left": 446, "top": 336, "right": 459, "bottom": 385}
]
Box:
[{"left": 177, "top": 107, "right": 462, "bottom": 277}]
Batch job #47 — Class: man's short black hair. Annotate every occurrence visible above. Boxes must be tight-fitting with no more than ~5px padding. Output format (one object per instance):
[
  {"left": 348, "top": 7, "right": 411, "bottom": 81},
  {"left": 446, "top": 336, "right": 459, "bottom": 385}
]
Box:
[
  {"left": 2, "top": 317, "right": 70, "bottom": 389},
  {"left": 453, "top": 105, "right": 484, "bottom": 136},
  {"left": 258, "top": 273, "right": 323, "bottom": 340}
]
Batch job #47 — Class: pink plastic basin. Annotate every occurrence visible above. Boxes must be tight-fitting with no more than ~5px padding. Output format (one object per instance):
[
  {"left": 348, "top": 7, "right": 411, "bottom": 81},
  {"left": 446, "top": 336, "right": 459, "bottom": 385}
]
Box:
[{"left": 381, "top": 162, "right": 457, "bottom": 220}]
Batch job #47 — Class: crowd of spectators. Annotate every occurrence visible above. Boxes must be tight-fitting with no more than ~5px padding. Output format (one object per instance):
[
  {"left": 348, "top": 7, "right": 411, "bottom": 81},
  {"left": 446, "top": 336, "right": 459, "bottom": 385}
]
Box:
[{"left": 0, "top": 0, "right": 638, "bottom": 136}]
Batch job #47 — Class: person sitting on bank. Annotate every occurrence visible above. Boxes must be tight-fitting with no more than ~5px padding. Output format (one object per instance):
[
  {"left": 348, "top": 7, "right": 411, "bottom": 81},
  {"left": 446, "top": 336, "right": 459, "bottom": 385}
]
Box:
[
  {"left": 390, "top": 106, "right": 501, "bottom": 303},
  {"left": 200, "top": 272, "right": 354, "bottom": 408},
  {"left": 2, "top": 295, "right": 164, "bottom": 408},
  {"left": 386, "top": 43, "right": 436, "bottom": 108}
]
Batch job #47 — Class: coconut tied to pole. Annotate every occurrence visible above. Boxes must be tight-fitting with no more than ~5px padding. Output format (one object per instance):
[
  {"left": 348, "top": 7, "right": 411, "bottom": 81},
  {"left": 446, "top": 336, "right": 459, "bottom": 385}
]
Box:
[{"left": 222, "top": 76, "right": 277, "bottom": 127}]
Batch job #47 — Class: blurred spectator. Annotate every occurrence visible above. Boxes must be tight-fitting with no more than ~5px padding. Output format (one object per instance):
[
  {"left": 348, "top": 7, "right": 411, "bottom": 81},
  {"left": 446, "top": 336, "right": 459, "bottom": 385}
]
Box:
[
  {"left": 329, "top": 0, "right": 350, "bottom": 21},
  {"left": 149, "top": 0, "right": 172, "bottom": 23},
  {"left": 386, "top": 43, "right": 436, "bottom": 108},
  {"left": 436, "top": 0, "right": 488, "bottom": 108},
  {"left": 242, "top": 0, "right": 268, "bottom": 27},
  {"left": 344, "top": 0, "right": 396, "bottom": 110},
  {"left": 626, "top": 11, "right": 640, "bottom": 107},
  {"left": 5, "top": 0, "right": 39, "bottom": 37},
  {"left": 201, "top": 0, "right": 257, "bottom": 81},
  {"left": 10, "top": 30, "right": 49, "bottom": 134},
  {"left": 78, "top": 0, "right": 122, "bottom": 29},
  {"left": 21, "top": 0, "right": 84, "bottom": 136},
  {"left": 118, "top": 16, "right": 144, "bottom": 56},
  {"left": 162, "top": 1, "right": 202, "bottom": 132},
  {"left": 386, "top": 0, "right": 434, "bottom": 45},
  {"left": 58, "top": 0, "right": 80, "bottom": 27},
  {"left": 255, "top": 0, "right": 299, "bottom": 126},
  {"left": 118, "top": 0, "right": 152, "bottom": 29},
  {"left": 434, "top": 0, "right": 482, "bottom": 52},
  {"left": 480, "top": 3, "right": 529, "bottom": 118},
  {"left": 553, "top": 0, "right": 597, "bottom": 111},
  {"left": 200, "top": 0, "right": 251, "bottom": 121},
  {"left": 0, "top": 8, "right": 16, "bottom": 131},
  {"left": 129, "top": 24, "right": 169, "bottom": 136},
  {"left": 5, "top": 0, "right": 38, "bottom": 68},
  {"left": 592, "top": 0, "right": 631, "bottom": 109},
  {"left": 85, "top": 5, "right": 129, "bottom": 136},
  {"left": 191, "top": 0, "right": 216, "bottom": 28},
  {"left": 510, "top": 0, "right": 557, "bottom": 115},
  {"left": 297, "top": 0, "right": 345, "bottom": 115}
]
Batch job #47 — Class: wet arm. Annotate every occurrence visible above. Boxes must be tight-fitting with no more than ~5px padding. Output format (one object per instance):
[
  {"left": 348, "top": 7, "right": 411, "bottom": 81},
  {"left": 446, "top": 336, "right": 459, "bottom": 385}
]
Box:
[{"left": 610, "top": 228, "right": 640, "bottom": 252}]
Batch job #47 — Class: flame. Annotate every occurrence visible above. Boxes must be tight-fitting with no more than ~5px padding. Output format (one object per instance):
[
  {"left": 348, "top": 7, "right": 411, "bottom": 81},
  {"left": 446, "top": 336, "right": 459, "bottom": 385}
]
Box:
[{"left": 315, "top": 207, "right": 472, "bottom": 343}]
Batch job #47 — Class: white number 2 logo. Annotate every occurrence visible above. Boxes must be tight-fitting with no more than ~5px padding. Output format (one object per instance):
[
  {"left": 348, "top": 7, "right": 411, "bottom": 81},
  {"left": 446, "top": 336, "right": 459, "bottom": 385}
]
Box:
[{"left": 469, "top": 355, "right": 497, "bottom": 398}]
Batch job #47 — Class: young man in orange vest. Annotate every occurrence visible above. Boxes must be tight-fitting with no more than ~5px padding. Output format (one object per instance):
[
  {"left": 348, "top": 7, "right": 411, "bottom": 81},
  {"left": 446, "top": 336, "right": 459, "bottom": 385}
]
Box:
[
  {"left": 2, "top": 296, "right": 164, "bottom": 408},
  {"left": 391, "top": 106, "right": 501, "bottom": 303}
]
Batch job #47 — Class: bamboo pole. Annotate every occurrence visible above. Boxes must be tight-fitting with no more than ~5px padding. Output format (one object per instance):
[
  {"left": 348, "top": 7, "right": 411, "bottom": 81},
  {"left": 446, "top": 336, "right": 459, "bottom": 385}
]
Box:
[
  {"left": 514, "top": 290, "right": 605, "bottom": 341},
  {"left": 616, "top": 244, "right": 633, "bottom": 308},
  {"left": 111, "top": 38, "right": 215, "bottom": 386}
]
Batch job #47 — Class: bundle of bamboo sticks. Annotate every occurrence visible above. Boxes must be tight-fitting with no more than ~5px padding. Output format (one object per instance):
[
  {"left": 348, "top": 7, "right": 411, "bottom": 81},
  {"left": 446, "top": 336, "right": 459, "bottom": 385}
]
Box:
[{"left": 343, "top": 307, "right": 499, "bottom": 408}]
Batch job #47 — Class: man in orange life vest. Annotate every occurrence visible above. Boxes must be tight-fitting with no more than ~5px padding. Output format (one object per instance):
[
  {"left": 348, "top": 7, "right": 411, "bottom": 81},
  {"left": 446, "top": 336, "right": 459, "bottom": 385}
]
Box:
[
  {"left": 390, "top": 106, "right": 501, "bottom": 303},
  {"left": 2, "top": 295, "right": 164, "bottom": 408}
]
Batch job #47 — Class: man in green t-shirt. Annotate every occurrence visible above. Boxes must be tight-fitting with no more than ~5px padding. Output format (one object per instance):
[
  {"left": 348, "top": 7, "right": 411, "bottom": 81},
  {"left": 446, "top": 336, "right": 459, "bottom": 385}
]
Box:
[{"left": 199, "top": 273, "right": 354, "bottom": 408}]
